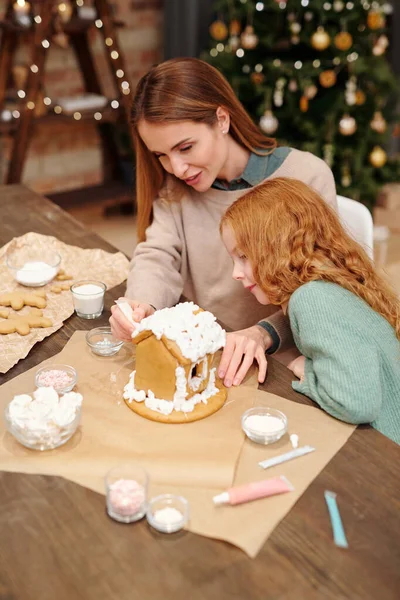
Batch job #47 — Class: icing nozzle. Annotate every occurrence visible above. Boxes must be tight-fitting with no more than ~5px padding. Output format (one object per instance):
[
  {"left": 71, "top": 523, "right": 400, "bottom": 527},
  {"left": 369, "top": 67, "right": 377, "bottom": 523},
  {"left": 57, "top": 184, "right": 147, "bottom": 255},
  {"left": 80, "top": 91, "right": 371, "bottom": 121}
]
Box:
[
  {"left": 213, "top": 492, "right": 229, "bottom": 506},
  {"left": 290, "top": 434, "right": 299, "bottom": 449},
  {"left": 115, "top": 300, "right": 137, "bottom": 325}
]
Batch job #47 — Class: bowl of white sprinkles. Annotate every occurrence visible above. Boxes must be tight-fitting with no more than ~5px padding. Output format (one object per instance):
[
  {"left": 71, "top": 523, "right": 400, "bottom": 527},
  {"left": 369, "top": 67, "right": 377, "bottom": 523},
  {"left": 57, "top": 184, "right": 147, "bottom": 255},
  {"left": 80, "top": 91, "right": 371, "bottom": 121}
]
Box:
[{"left": 241, "top": 407, "right": 288, "bottom": 445}]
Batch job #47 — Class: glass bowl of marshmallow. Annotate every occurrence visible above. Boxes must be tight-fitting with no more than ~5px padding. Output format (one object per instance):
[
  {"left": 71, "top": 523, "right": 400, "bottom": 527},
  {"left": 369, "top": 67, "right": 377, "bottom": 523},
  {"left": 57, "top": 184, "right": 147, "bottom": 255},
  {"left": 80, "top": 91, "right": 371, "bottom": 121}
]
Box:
[
  {"left": 4, "top": 386, "right": 83, "bottom": 451},
  {"left": 241, "top": 407, "right": 288, "bottom": 445},
  {"left": 6, "top": 247, "right": 61, "bottom": 287}
]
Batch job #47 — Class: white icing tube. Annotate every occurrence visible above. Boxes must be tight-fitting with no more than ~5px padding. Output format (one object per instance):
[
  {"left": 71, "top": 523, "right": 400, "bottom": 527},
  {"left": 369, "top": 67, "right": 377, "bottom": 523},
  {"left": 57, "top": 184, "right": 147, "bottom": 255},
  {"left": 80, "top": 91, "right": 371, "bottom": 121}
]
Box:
[
  {"left": 115, "top": 300, "right": 137, "bottom": 325},
  {"left": 258, "top": 445, "right": 315, "bottom": 470}
]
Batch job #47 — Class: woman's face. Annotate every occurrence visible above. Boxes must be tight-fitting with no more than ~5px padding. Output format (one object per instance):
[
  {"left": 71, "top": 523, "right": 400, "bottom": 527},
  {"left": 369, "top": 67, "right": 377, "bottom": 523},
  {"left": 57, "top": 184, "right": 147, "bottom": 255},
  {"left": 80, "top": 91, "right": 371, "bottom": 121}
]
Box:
[
  {"left": 221, "top": 225, "right": 270, "bottom": 305},
  {"left": 137, "top": 116, "right": 230, "bottom": 192}
]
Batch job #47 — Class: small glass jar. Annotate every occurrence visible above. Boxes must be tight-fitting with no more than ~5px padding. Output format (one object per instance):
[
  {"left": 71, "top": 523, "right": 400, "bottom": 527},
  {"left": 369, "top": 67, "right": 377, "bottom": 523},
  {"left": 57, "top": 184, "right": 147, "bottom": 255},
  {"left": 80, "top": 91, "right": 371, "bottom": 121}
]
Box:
[
  {"left": 35, "top": 364, "right": 77, "bottom": 394},
  {"left": 105, "top": 464, "right": 148, "bottom": 523},
  {"left": 71, "top": 280, "right": 106, "bottom": 319},
  {"left": 241, "top": 407, "right": 288, "bottom": 445},
  {"left": 146, "top": 494, "right": 189, "bottom": 534},
  {"left": 86, "top": 327, "right": 124, "bottom": 356}
]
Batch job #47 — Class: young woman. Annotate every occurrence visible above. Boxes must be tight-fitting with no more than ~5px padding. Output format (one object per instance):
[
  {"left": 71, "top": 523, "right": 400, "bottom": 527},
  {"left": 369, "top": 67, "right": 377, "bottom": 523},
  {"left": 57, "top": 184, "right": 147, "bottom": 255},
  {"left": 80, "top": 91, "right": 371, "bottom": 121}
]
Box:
[
  {"left": 110, "top": 57, "right": 337, "bottom": 388},
  {"left": 221, "top": 177, "right": 400, "bottom": 444}
]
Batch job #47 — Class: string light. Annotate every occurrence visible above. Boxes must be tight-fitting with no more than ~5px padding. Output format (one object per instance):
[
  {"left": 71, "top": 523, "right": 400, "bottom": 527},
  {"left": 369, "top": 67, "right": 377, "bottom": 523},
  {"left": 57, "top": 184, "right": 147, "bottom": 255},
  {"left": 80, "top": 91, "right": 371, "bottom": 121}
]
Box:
[
  {"left": 54, "top": 105, "right": 62, "bottom": 114},
  {"left": 94, "top": 112, "right": 102, "bottom": 120},
  {"left": 73, "top": 112, "right": 82, "bottom": 120},
  {"left": 42, "top": 39, "right": 50, "bottom": 48},
  {"left": 95, "top": 19, "right": 103, "bottom": 28},
  {"left": 17, "top": 90, "right": 26, "bottom": 98},
  {"left": 105, "top": 37, "right": 113, "bottom": 46},
  {"left": 255, "top": 63, "right": 263, "bottom": 72},
  {"left": 43, "top": 97, "right": 52, "bottom": 105},
  {"left": 236, "top": 48, "right": 244, "bottom": 58},
  {"left": 210, "top": 48, "right": 218, "bottom": 57},
  {"left": 216, "top": 43, "right": 224, "bottom": 52},
  {"left": 255, "top": 2, "right": 264, "bottom": 10},
  {"left": 111, "top": 100, "right": 119, "bottom": 109},
  {"left": 121, "top": 81, "right": 129, "bottom": 90},
  {"left": 116, "top": 69, "right": 124, "bottom": 78},
  {"left": 110, "top": 51, "right": 119, "bottom": 59},
  {"left": 313, "top": 59, "right": 321, "bottom": 68},
  {"left": 294, "top": 61, "right": 303, "bottom": 69},
  {"left": 12, "top": 110, "right": 20, "bottom": 118},
  {"left": 76, "top": 0, "right": 84, "bottom": 6},
  {"left": 34, "top": 15, "right": 42, "bottom": 24},
  {"left": 30, "top": 64, "right": 39, "bottom": 73},
  {"left": 122, "top": 88, "right": 130, "bottom": 95},
  {"left": 27, "top": 101, "right": 35, "bottom": 110}
]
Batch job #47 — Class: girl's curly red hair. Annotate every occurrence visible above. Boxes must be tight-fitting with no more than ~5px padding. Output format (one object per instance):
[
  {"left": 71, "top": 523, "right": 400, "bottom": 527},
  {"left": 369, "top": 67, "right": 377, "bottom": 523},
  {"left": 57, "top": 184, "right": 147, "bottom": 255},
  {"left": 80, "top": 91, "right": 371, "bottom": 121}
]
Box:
[{"left": 220, "top": 178, "right": 400, "bottom": 338}]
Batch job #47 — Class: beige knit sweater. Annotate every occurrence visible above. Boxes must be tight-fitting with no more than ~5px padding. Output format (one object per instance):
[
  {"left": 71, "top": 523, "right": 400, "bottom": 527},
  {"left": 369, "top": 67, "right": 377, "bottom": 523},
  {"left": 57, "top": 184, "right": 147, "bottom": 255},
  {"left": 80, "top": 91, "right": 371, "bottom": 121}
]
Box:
[{"left": 126, "top": 149, "right": 337, "bottom": 352}]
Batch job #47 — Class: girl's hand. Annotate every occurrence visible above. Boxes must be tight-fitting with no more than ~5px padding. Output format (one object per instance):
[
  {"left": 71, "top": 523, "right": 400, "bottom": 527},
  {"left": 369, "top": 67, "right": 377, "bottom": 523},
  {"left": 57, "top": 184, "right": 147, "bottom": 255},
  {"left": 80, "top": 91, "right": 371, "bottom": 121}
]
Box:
[
  {"left": 109, "top": 298, "right": 155, "bottom": 342},
  {"left": 218, "top": 325, "right": 271, "bottom": 387},
  {"left": 288, "top": 355, "right": 306, "bottom": 381}
]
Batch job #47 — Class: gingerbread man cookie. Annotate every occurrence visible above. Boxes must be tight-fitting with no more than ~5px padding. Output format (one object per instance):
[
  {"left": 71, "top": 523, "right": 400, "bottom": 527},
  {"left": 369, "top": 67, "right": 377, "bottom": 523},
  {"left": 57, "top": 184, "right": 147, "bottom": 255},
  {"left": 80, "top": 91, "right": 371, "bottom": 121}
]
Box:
[
  {"left": 0, "top": 308, "right": 52, "bottom": 335},
  {"left": 0, "top": 290, "right": 47, "bottom": 311}
]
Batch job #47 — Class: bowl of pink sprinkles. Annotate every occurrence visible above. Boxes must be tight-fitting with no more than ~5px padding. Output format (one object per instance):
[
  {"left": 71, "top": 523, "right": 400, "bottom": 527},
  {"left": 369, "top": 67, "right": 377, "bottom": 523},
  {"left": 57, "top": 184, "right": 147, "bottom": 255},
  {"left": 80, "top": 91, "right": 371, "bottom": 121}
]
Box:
[{"left": 35, "top": 364, "right": 77, "bottom": 395}]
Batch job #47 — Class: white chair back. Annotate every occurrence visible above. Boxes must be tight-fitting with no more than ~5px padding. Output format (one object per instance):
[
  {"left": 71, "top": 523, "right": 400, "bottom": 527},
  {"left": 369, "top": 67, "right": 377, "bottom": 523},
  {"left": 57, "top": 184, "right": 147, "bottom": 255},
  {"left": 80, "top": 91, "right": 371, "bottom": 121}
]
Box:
[{"left": 336, "top": 195, "right": 374, "bottom": 259}]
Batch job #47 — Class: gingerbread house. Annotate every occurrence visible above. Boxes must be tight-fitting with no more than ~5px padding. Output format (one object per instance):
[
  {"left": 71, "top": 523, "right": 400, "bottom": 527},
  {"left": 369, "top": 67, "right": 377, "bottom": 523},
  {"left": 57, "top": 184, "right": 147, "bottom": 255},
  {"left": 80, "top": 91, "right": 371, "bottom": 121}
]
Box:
[{"left": 123, "top": 302, "right": 227, "bottom": 423}]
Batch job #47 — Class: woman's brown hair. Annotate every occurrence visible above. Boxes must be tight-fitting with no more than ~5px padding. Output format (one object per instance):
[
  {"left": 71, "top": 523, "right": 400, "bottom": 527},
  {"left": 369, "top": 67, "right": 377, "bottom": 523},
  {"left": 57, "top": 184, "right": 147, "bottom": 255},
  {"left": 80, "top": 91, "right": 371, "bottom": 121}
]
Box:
[
  {"left": 220, "top": 178, "right": 400, "bottom": 338},
  {"left": 131, "top": 57, "right": 277, "bottom": 242}
]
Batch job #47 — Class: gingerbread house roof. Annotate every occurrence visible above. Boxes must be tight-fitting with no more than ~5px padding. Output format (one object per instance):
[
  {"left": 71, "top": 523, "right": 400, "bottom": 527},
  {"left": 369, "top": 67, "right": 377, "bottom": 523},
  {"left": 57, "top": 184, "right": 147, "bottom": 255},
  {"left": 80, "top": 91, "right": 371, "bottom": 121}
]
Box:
[{"left": 131, "top": 302, "right": 226, "bottom": 365}]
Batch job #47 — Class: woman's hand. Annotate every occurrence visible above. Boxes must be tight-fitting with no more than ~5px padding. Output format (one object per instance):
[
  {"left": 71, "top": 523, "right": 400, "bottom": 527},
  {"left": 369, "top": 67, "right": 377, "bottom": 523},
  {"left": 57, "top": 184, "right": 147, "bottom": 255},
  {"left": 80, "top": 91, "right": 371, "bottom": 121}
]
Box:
[
  {"left": 109, "top": 298, "right": 155, "bottom": 342},
  {"left": 218, "top": 325, "right": 271, "bottom": 387},
  {"left": 288, "top": 355, "right": 306, "bottom": 381}
]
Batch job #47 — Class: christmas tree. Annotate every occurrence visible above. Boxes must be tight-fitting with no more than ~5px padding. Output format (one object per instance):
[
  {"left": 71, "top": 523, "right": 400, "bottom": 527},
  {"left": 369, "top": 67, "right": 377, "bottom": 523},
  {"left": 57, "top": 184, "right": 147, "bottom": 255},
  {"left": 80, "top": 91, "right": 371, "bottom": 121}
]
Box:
[{"left": 203, "top": 0, "right": 400, "bottom": 208}]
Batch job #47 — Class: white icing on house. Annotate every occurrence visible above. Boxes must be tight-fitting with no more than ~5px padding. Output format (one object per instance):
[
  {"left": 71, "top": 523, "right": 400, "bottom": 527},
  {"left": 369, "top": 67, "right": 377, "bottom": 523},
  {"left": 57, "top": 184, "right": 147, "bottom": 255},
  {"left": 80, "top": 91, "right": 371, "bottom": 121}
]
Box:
[
  {"left": 131, "top": 302, "right": 226, "bottom": 363},
  {"left": 123, "top": 368, "right": 219, "bottom": 416}
]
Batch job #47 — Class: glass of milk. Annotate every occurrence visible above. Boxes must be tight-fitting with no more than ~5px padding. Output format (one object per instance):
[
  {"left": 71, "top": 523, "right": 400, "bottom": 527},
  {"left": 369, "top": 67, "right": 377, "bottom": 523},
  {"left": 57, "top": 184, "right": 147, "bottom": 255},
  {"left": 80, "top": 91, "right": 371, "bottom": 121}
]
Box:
[{"left": 71, "top": 280, "right": 106, "bottom": 319}]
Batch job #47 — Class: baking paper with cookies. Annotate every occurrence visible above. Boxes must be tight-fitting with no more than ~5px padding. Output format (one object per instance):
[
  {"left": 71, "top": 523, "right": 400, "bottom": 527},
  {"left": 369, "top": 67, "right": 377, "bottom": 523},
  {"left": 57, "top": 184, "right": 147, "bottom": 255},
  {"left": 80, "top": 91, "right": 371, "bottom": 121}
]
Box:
[{"left": 0, "top": 232, "right": 129, "bottom": 373}]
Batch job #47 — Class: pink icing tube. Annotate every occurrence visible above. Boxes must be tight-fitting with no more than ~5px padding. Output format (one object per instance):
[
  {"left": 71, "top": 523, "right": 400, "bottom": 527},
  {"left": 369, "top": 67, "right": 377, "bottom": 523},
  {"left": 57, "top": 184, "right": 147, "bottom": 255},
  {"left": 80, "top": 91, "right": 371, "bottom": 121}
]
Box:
[{"left": 213, "top": 475, "right": 294, "bottom": 506}]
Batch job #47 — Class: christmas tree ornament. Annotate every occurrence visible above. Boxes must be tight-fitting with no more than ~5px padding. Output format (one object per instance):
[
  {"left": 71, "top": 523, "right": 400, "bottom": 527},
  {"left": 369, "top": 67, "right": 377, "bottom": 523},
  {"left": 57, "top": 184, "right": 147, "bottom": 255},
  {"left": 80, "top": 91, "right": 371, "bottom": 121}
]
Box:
[
  {"left": 251, "top": 72, "right": 265, "bottom": 85},
  {"left": 305, "top": 84, "right": 318, "bottom": 99},
  {"left": 341, "top": 164, "right": 352, "bottom": 187},
  {"left": 273, "top": 78, "right": 286, "bottom": 107},
  {"left": 367, "top": 11, "right": 385, "bottom": 30},
  {"left": 334, "top": 31, "right": 353, "bottom": 51},
  {"left": 288, "top": 79, "right": 298, "bottom": 92},
  {"left": 241, "top": 25, "right": 259, "bottom": 50},
  {"left": 300, "top": 96, "right": 309, "bottom": 112},
  {"left": 369, "top": 146, "right": 387, "bottom": 168},
  {"left": 339, "top": 113, "right": 357, "bottom": 135},
  {"left": 323, "top": 143, "right": 334, "bottom": 167},
  {"left": 370, "top": 111, "right": 387, "bottom": 134},
  {"left": 259, "top": 109, "right": 278, "bottom": 134},
  {"left": 311, "top": 27, "right": 331, "bottom": 51},
  {"left": 372, "top": 35, "right": 389, "bottom": 56},
  {"left": 355, "top": 90, "right": 366, "bottom": 105},
  {"left": 229, "top": 35, "right": 240, "bottom": 51},
  {"left": 319, "top": 70, "right": 337, "bottom": 88},
  {"left": 333, "top": 0, "right": 344, "bottom": 11},
  {"left": 229, "top": 19, "right": 241, "bottom": 36},
  {"left": 209, "top": 20, "right": 228, "bottom": 41},
  {"left": 345, "top": 76, "right": 357, "bottom": 106}
]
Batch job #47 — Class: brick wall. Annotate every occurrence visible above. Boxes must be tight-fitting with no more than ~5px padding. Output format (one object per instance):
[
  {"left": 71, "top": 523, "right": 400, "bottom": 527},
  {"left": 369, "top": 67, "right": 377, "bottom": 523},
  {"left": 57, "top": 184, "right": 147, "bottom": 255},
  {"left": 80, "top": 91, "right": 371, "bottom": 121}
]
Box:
[{"left": 0, "top": 0, "right": 164, "bottom": 194}]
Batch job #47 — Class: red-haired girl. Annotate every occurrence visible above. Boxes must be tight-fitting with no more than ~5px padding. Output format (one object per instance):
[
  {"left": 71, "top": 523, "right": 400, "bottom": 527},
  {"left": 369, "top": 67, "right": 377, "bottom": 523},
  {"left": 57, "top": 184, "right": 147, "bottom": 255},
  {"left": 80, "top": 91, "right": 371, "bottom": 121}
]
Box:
[{"left": 221, "top": 178, "right": 400, "bottom": 444}]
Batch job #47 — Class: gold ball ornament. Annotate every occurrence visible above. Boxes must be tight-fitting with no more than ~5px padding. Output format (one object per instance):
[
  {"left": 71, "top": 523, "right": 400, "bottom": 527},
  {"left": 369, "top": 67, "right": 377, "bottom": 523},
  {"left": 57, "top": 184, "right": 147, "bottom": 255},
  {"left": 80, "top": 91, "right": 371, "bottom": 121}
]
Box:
[
  {"left": 229, "top": 19, "right": 241, "bottom": 36},
  {"left": 339, "top": 113, "right": 357, "bottom": 136},
  {"left": 259, "top": 110, "right": 279, "bottom": 135},
  {"left": 311, "top": 27, "right": 331, "bottom": 51},
  {"left": 209, "top": 20, "right": 228, "bottom": 41},
  {"left": 319, "top": 70, "right": 337, "bottom": 88},
  {"left": 241, "top": 25, "right": 259, "bottom": 50},
  {"left": 300, "top": 96, "right": 309, "bottom": 113},
  {"left": 355, "top": 90, "right": 366, "bottom": 105},
  {"left": 334, "top": 31, "right": 353, "bottom": 51},
  {"left": 367, "top": 11, "right": 385, "bottom": 30},
  {"left": 251, "top": 72, "right": 265, "bottom": 86},
  {"left": 370, "top": 111, "right": 387, "bottom": 134},
  {"left": 369, "top": 146, "right": 387, "bottom": 168}
]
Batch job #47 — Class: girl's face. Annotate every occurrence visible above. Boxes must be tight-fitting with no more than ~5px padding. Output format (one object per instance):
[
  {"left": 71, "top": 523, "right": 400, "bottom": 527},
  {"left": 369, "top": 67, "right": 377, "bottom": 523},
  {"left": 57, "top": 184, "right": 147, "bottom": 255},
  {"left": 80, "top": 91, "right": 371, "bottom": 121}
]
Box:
[
  {"left": 137, "top": 114, "right": 230, "bottom": 192},
  {"left": 221, "top": 225, "right": 270, "bottom": 305}
]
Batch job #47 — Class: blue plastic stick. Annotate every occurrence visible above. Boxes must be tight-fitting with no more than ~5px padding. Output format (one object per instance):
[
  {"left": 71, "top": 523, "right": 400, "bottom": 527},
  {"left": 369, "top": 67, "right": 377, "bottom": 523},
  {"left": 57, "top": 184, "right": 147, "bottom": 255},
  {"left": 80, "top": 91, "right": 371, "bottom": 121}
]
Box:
[{"left": 324, "top": 490, "right": 349, "bottom": 549}]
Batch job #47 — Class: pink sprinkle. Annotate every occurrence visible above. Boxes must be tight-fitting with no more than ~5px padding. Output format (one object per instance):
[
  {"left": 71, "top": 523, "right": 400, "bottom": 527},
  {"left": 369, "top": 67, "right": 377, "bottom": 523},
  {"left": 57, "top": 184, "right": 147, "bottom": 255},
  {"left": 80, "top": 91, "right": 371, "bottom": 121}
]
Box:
[
  {"left": 37, "top": 369, "right": 74, "bottom": 390},
  {"left": 108, "top": 479, "right": 145, "bottom": 516}
]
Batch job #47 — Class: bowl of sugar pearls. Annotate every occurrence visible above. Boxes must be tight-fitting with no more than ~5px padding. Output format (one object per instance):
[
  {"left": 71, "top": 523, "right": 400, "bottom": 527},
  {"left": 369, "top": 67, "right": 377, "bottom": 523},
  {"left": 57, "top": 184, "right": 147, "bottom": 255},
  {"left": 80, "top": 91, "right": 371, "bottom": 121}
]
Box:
[
  {"left": 85, "top": 326, "right": 124, "bottom": 356},
  {"left": 6, "top": 246, "right": 61, "bottom": 287},
  {"left": 241, "top": 407, "right": 288, "bottom": 445},
  {"left": 35, "top": 364, "right": 77, "bottom": 395}
]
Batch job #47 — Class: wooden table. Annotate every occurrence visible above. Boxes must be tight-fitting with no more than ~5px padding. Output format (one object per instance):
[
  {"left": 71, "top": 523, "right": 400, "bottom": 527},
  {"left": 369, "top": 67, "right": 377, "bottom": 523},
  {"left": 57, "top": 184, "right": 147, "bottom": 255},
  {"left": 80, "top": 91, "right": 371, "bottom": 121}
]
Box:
[{"left": 0, "top": 185, "right": 399, "bottom": 600}]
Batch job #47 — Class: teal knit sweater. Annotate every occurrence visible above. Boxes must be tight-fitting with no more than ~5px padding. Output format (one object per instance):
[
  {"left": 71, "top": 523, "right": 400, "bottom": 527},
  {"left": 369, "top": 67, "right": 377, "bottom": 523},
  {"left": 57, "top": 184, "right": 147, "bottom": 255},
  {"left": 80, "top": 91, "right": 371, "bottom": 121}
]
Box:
[{"left": 288, "top": 281, "right": 400, "bottom": 445}]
